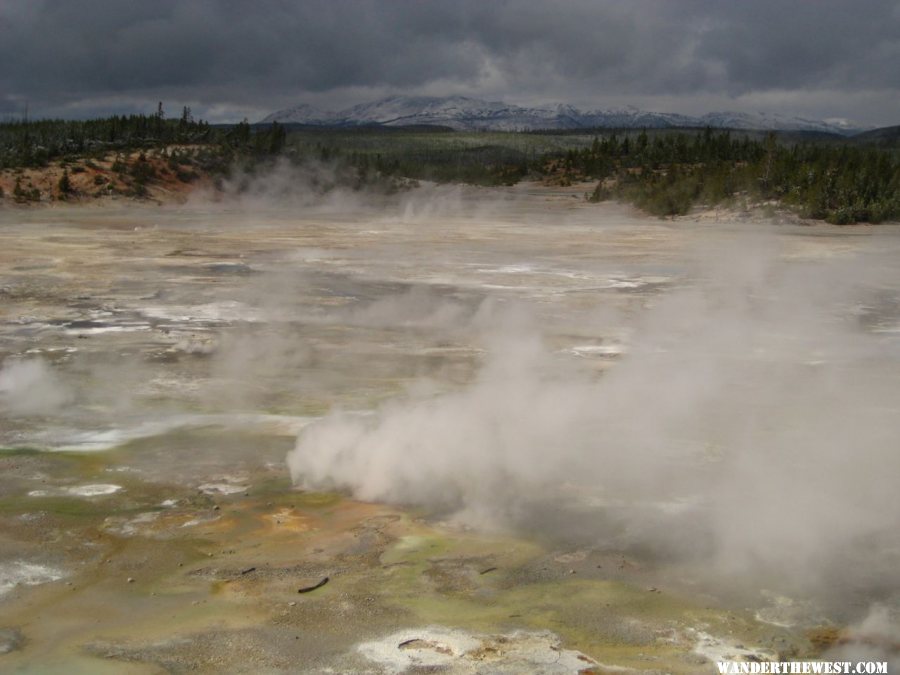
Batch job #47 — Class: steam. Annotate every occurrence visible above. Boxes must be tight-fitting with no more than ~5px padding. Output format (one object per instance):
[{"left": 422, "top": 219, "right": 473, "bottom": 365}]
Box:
[
  {"left": 825, "top": 606, "right": 900, "bottom": 670},
  {"left": 343, "top": 286, "right": 471, "bottom": 330},
  {"left": 288, "top": 234, "right": 900, "bottom": 596},
  {"left": 191, "top": 156, "right": 414, "bottom": 212},
  {"left": 0, "top": 358, "right": 70, "bottom": 415}
]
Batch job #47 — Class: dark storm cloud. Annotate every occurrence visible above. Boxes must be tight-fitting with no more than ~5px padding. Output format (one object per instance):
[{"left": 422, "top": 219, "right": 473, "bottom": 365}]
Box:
[
  {"left": 1, "top": 0, "right": 898, "bottom": 124},
  {"left": 691, "top": 0, "right": 900, "bottom": 92}
]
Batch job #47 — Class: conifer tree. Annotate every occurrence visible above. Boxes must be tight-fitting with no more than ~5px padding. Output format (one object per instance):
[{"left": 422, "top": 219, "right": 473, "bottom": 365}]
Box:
[{"left": 58, "top": 168, "right": 72, "bottom": 196}]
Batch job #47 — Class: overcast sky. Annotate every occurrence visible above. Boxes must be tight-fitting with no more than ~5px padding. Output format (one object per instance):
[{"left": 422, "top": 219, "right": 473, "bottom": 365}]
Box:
[{"left": 2, "top": 0, "right": 898, "bottom": 126}]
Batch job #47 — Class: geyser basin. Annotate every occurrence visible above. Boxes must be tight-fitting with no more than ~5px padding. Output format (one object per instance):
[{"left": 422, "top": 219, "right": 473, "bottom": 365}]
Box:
[{"left": 1, "top": 186, "right": 898, "bottom": 672}]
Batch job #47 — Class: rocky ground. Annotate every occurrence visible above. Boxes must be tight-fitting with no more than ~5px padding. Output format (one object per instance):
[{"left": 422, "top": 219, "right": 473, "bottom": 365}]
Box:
[
  {"left": 0, "top": 449, "right": 817, "bottom": 674},
  {"left": 0, "top": 147, "right": 216, "bottom": 206}
]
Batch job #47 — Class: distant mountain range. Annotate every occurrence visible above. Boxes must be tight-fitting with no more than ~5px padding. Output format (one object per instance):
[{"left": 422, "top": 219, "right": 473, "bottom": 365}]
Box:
[{"left": 260, "top": 95, "right": 867, "bottom": 135}]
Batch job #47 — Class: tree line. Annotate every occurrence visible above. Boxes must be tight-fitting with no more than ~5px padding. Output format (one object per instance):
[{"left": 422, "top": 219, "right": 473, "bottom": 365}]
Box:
[
  {"left": 0, "top": 105, "right": 289, "bottom": 170},
  {"left": 2, "top": 109, "right": 898, "bottom": 223},
  {"left": 291, "top": 127, "right": 900, "bottom": 223},
  {"left": 573, "top": 129, "right": 900, "bottom": 224}
]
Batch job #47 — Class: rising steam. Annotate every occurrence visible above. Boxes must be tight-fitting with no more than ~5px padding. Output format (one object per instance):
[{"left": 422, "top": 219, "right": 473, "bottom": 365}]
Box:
[
  {"left": 288, "top": 233, "right": 900, "bottom": 596},
  {"left": 0, "top": 358, "right": 70, "bottom": 415}
]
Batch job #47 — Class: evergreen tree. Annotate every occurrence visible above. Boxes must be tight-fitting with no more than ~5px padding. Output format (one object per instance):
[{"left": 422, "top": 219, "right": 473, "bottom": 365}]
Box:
[{"left": 58, "top": 168, "right": 72, "bottom": 196}]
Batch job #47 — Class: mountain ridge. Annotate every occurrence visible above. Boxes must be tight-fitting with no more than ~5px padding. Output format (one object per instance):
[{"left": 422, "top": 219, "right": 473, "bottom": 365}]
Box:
[{"left": 260, "top": 95, "right": 868, "bottom": 135}]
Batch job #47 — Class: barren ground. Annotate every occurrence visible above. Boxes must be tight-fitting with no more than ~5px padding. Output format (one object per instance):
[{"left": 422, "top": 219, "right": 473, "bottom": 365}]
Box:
[{"left": 1, "top": 183, "right": 897, "bottom": 673}]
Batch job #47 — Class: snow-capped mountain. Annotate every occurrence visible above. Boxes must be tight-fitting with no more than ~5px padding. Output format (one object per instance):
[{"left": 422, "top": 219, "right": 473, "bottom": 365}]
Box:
[
  {"left": 260, "top": 95, "right": 865, "bottom": 135},
  {"left": 696, "top": 111, "right": 858, "bottom": 134},
  {"left": 339, "top": 95, "right": 538, "bottom": 127},
  {"left": 260, "top": 103, "right": 338, "bottom": 125}
]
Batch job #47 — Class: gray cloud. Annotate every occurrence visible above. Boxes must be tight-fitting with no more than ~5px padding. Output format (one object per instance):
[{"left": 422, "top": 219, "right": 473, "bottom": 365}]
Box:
[{"left": 1, "top": 0, "right": 898, "bottom": 125}]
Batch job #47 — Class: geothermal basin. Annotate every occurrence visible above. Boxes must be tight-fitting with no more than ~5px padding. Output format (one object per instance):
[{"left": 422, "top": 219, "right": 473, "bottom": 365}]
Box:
[{"left": 0, "top": 183, "right": 898, "bottom": 673}]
